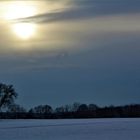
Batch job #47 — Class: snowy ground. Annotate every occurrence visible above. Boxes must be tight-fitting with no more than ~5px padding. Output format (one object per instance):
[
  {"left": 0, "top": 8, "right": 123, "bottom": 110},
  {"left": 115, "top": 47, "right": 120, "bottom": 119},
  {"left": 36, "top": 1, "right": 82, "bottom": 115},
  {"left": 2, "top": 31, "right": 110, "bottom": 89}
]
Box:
[{"left": 0, "top": 118, "right": 140, "bottom": 140}]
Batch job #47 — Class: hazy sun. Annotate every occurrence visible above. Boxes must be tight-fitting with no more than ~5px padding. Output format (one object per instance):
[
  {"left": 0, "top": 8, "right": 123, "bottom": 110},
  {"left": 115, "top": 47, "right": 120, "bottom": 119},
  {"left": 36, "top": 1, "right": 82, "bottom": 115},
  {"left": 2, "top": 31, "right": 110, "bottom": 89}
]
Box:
[
  {"left": 12, "top": 23, "right": 36, "bottom": 40},
  {"left": 1, "top": 1, "right": 38, "bottom": 40}
]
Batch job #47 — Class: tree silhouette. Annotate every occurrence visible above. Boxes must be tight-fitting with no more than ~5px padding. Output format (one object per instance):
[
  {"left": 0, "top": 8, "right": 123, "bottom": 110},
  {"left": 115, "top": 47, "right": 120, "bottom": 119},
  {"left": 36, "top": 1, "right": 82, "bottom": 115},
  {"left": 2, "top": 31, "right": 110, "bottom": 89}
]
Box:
[
  {"left": 77, "top": 104, "right": 88, "bottom": 112},
  {"left": 8, "top": 104, "right": 26, "bottom": 113},
  {"left": 0, "top": 83, "right": 18, "bottom": 110},
  {"left": 30, "top": 105, "right": 53, "bottom": 114}
]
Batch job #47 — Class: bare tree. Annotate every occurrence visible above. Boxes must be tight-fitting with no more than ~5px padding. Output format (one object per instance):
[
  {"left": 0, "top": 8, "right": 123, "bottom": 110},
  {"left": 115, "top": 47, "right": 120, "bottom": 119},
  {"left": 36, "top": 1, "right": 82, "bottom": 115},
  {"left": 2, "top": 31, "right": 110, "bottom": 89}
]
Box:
[
  {"left": 0, "top": 83, "right": 18, "bottom": 110},
  {"left": 8, "top": 104, "right": 26, "bottom": 113},
  {"left": 31, "top": 105, "right": 53, "bottom": 114}
]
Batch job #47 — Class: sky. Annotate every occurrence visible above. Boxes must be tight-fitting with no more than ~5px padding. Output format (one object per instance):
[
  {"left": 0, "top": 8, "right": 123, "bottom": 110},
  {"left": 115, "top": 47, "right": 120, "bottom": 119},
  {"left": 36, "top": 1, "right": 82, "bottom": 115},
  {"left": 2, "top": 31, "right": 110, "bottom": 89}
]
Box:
[{"left": 0, "top": 0, "right": 140, "bottom": 108}]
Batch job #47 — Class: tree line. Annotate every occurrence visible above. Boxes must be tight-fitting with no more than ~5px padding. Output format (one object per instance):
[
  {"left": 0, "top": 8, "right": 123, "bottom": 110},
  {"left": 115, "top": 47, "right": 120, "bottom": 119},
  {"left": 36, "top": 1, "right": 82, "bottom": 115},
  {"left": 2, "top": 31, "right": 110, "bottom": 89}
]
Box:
[{"left": 0, "top": 83, "right": 140, "bottom": 119}]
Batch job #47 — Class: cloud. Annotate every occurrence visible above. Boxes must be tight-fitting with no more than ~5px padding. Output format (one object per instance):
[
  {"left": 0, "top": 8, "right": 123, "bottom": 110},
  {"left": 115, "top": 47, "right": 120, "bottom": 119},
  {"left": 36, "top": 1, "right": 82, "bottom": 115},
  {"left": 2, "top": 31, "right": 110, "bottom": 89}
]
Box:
[{"left": 15, "top": 0, "right": 140, "bottom": 24}]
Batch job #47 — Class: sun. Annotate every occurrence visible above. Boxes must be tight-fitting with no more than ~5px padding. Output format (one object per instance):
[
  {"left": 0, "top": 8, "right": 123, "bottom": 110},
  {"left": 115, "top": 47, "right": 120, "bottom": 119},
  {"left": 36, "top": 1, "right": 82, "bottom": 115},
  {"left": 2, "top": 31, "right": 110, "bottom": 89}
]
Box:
[
  {"left": 12, "top": 23, "right": 36, "bottom": 40},
  {"left": 0, "top": 1, "right": 38, "bottom": 40}
]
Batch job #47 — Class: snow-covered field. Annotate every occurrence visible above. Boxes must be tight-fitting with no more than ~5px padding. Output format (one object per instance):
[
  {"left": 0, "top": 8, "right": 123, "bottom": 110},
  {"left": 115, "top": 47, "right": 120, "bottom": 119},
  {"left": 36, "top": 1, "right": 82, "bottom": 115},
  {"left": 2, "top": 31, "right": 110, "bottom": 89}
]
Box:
[{"left": 0, "top": 118, "right": 140, "bottom": 140}]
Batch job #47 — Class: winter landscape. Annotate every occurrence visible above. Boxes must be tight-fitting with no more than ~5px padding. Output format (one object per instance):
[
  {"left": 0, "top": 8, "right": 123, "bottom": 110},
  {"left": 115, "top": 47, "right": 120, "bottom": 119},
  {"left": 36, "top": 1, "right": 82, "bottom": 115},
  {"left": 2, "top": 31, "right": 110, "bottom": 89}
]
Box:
[
  {"left": 0, "top": 0, "right": 140, "bottom": 140},
  {"left": 0, "top": 118, "right": 140, "bottom": 140}
]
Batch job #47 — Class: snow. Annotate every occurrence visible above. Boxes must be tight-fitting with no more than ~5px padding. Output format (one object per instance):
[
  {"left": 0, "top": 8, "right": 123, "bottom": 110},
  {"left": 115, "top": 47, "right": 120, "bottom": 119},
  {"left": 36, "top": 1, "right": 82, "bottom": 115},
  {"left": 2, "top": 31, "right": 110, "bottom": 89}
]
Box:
[{"left": 0, "top": 118, "right": 140, "bottom": 140}]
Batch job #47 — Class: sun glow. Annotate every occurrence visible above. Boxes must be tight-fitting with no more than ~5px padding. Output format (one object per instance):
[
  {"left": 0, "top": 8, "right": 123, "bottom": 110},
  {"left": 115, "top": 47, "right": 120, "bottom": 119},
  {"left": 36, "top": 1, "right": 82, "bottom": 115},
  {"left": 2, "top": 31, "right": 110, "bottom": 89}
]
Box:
[
  {"left": 3, "top": 2, "right": 37, "bottom": 20},
  {"left": 0, "top": 1, "right": 38, "bottom": 40},
  {"left": 12, "top": 23, "right": 36, "bottom": 40},
  {"left": 0, "top": 1, "right": 66, "bottom": 41}
]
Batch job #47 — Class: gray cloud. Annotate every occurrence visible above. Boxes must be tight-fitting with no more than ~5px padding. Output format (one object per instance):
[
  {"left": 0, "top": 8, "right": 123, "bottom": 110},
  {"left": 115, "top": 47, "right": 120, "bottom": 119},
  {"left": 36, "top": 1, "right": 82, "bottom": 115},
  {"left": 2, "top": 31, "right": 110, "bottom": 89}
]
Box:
[{"left": 15, "top": 0, "right": 140, "bottom": 23}]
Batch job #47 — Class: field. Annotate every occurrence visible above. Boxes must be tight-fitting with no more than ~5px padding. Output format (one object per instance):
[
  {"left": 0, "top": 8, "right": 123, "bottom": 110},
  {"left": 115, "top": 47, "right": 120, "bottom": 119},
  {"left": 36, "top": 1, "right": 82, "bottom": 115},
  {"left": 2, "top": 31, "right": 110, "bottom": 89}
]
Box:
[{"left": 0, "top": 118, "right": 140, "bottom": 140}]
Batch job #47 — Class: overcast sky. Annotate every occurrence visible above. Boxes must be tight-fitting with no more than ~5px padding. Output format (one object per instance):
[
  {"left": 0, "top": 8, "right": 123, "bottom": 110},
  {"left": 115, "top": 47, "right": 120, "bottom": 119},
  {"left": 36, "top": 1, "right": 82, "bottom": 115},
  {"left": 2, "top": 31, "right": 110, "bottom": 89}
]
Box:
[{"left": 0, "top": 0, "right": 140, "bottom": 108}]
